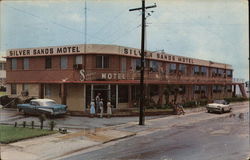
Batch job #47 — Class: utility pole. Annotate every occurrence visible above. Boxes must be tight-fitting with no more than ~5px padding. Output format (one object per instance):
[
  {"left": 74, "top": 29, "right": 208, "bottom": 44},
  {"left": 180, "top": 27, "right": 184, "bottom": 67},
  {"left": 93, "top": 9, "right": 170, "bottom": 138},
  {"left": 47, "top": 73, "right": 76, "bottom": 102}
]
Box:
[
  {"left": 84, "top": 0, "right": 87, "bottom": 53},
  {"left": 129, "top": 1, "right": 156, "bottom": 125}
]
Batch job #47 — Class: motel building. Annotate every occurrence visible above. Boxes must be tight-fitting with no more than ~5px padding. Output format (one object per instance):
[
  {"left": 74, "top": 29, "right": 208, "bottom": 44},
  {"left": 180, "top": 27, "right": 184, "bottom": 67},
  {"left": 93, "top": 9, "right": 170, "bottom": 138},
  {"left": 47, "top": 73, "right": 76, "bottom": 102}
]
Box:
[{"left": 4, "top": 44, "right": 246, "bottom": 112}]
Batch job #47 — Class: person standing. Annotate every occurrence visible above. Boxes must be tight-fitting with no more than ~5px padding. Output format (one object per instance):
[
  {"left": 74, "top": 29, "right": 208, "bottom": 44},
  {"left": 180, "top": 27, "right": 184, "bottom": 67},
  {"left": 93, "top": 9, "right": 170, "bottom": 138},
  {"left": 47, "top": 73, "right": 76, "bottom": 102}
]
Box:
[
  {"left": 95, "top": 93, "right": 101, "bottom": 113},
  {"left": 90, "top": 99, "right": 95, "bottom": 118},
  {"left": 99, "top": 99, "right": 104, "bottom": 118},
  {"left": 107, "top": 100, "right": 112, "bottom": 118}
]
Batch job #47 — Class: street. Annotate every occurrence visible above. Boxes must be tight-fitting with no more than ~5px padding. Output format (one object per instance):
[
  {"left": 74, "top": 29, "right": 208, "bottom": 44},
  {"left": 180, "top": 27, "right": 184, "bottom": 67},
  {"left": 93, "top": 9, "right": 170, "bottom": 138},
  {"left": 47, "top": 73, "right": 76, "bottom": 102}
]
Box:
[
  {"left": 0, "top": 102, "right": 249, "bottom": 160},
  {"left": 61, "top": 102, "right": 249, "bottom": 160}
]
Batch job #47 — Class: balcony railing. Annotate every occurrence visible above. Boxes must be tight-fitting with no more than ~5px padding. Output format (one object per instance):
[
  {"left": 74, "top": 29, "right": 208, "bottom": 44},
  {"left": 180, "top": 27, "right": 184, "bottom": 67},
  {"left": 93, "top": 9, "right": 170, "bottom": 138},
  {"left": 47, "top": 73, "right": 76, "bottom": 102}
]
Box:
[{"left": 83, "top": 70, "right": 233, "bottom": 84}]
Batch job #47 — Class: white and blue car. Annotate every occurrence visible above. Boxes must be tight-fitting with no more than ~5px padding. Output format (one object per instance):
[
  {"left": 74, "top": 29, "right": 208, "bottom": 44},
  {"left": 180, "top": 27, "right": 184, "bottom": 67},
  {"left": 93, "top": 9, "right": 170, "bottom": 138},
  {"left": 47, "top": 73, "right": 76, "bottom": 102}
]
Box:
[{"left": 17, "top": 99, "right": 67, "bottom": 116}]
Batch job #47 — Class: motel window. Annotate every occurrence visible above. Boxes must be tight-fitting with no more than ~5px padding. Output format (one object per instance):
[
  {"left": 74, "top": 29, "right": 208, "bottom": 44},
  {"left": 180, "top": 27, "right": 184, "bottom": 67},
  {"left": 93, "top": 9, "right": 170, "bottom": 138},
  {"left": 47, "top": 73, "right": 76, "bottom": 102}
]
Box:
[
  {"left": 178, "top": 64, "right": 186, "bottom": 74},
  {"left": 193, "top": 66, "right": 200, "bottom": 75},
  {"left": 193, "top": 85, "right": 200, "bottom": 94},
  {"left": 45, "top": 57, "right": 52, "bottom": 69},
  {"left": 226, "top": 70, "right": 232, "bottom": 78},
  {"left": 60, "top": 56, "right": 68, "bottom": 69},
  {"left": 201, "top": 66, "right": 207, "bottom": 76},
  {"left": 150, "top": 85, "right": 159, "bottom": 96},
  {"left": 23, "top": 58, "right": 29, "bottom": 70},
  {"left": 226, "top": 85, "right": 232, "bottom": 92},
  {"left": 11, "top": 84, "right": 17, "bottom": 95},
  {"left": 200, "top": 85, "right": 207, "bottom": 93},
  {"left": 135, "top": 59, "right": 141, "bottom": 71},
  {"left": 44, "top": 84, "right": 51, "bottom": 97},
  {"left": 118, "top": 85, "right": 128, "bottom": 103},
  {"left": 11, "top": 58, "right": 17, "bottom": 70},
  {"left": 179, "top": 86, "right": 186, "bottom": 94},
  {"left": 149, "top": 61, "right": 159, "bottom": 72},
  {"left": 22, "top": 84, "right": 29, "bottom": 91},
  {"left": 212, "top": 85, "right": 217, "bottom": 92},
  {"left": 169, "top": 63, "right": 176, "bottom": 74},
  {"left": 218, "top": 69, "right": 224, "bottom": 77},
  {"left": 121, "top": 57, "right": 126, "bottom": 72},
  {"left": 96, "top": 55, "right": 109, "bottom": 68},
  {"left": 211, "top": 68, "right": 218, "bottom": 77},
  {"left": 75, "top": 55, "right": 83, "bottom": 64}
]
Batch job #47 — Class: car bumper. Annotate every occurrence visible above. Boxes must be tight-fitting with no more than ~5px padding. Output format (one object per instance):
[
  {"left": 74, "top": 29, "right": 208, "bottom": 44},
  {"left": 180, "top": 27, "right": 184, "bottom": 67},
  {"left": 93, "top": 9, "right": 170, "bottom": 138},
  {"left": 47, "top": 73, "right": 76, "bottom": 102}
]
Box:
[{"left": 51, "top": 110, "right": 67, "bottom": 115}]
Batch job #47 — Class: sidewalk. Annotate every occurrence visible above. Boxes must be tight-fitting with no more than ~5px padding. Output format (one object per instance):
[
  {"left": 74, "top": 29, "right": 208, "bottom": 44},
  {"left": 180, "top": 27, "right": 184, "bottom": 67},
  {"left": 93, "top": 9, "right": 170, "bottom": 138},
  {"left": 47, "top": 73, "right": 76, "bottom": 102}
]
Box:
[{"left": 1, "top": 101, "right": 248, "bottom": 160}]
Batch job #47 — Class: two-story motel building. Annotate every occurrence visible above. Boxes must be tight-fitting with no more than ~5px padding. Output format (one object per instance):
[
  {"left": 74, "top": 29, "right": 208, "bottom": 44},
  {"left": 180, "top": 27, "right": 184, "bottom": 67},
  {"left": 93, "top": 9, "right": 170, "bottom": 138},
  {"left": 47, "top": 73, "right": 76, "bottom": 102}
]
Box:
[{"left": 5, "top": 44, "right": 242, "bottom": 112}]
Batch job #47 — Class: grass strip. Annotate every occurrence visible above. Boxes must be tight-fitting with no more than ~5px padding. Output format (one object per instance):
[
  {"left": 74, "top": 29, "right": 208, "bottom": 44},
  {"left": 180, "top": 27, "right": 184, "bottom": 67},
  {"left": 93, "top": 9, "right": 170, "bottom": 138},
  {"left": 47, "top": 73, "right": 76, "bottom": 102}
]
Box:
[{"left": 0, "top": 124, "right": 56, "bottom": 144}]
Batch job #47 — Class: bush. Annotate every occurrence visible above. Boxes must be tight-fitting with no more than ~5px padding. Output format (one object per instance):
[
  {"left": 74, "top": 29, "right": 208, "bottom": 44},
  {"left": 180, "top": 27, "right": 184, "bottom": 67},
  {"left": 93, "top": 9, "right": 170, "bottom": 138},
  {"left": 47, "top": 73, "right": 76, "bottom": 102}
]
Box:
[{"left": 224, "top": 97, "right": 248, "bottom": 103}]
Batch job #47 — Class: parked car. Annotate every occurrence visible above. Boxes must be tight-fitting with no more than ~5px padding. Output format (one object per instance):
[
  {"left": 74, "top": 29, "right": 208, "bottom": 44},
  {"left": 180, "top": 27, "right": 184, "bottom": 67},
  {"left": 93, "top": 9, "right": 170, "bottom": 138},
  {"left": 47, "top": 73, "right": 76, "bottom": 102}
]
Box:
[
  {"left": 206, "top": 100, "right": 232, "bottom": 113},
  {"left": 17, "top": 99, "right": 67, "bottom": 116}
]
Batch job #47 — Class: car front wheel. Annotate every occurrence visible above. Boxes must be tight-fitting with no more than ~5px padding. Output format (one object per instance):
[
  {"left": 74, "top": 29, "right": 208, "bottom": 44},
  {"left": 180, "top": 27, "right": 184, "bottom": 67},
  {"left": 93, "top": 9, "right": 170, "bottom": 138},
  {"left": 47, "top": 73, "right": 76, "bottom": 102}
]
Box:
[{"left": 221, "top": 108, "right": 224, "bottom": 114}]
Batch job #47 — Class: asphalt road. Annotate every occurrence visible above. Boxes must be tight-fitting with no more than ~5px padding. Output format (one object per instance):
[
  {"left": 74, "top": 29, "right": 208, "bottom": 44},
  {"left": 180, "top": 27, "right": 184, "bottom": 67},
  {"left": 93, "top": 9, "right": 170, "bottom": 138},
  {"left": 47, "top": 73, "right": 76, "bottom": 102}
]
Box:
[{"left": 62, "top": 106, "right": 249, "bottom": 160}]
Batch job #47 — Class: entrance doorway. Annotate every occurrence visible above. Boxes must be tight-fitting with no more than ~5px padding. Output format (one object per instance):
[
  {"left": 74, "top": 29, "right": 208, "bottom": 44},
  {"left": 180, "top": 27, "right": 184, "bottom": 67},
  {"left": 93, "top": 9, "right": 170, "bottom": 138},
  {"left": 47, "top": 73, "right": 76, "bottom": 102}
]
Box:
[{"left": 94, "top": 85, "right": 110, "bottom": 112}]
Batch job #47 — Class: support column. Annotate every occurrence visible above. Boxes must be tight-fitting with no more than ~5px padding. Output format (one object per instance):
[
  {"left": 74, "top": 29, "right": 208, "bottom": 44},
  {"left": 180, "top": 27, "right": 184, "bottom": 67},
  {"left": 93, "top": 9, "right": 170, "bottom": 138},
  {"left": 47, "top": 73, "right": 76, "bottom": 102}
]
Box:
[
  {"left": 158, "top": 85, "right": 164, "bottom": 106},
  {"left": 91, "top": 84, "right": 94, "bottom": 101},
  {"left": 108, "top": 84, "right": 111, "bottom": 100},
  {"left": 61, "top": 83, "right": 66, "bottom": 105},
  {"left": 116, "top": 84, "right": 119, "bottom": 108},
  {"left": 83, "top": 84, "right": 86, "bottom": 111},
  {"left": 233, "top": 84, "right": 236, "bottom": 97},
  {"left": 128, "top": 85, "right": 132, "bottom": 107},
  {"left": 39, "top": 84, "right": 44, "bottom": 99}
]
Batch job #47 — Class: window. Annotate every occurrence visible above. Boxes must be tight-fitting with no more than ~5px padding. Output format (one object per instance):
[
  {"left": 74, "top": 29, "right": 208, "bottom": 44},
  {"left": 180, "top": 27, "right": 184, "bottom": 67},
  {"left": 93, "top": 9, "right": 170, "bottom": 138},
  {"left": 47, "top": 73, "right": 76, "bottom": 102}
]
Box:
[
  {"left": 149, "top": 61, "right": 159, "bottom": 72},
  {"left": 200, "top": 85, "right": 207, "bottom": 93},
  {"left": 23, "top": 58, "right": 29, "bottom": 70},
  {"left": 96, "top": 55, "right": 109, "bottom": 68},
  {"left": 226, "top": 85, "right": 232, "bottom": 92},
  {"left": 75, "top": 55, "right": 83, "bottom": 64},
  {"left": 22, "top": 84, "right": 29, "bottom": 91},
  {"left": 212, "top": 85, "right": 217, "bottom": 92},
  {"left": 121, "top": 57, "right": 126, "bottom": 72},
  {"left": 179, "top": 86, "right": 186, "bottom": 94},
  {"left": 11, "top": 58, "right": 17, "bottom": 70},
  {"left": 118, "top": 85, "right": 128, "bottom": 103},
  {"left": 226, "top": 70, "right": 232, "bottom": 78},
  {"left": 60, "top": 56, "right": 68, "bottom": 69},
  {"left": 218, "top": 69, "right": 224, "bottom": 77},
  {"left": 45, "top": 57, "right": 52, "bottom": 69},
  {"left": 211, "top": 68, "right": 218, "bottom": 77},
  {"left": 193, "top": 85, "right": 200, "bottom": 94},
  {"left": 169, "top": 63, "right": 176, "bottom": 74},
  {"left": 201, "top": 66, "right": 207, "bottom": 76},
  {"left": 179, "top": 64, "right": 186, "bottom": 74},
  {"left": 44, "top": 84, "right": 51, "bottom": 97},
  {"left": 11, "top": 84, "right": 17, "bottom": 94},
  {"left": 193, "top": 66, "right": 200, "bottom": 75},
  {"left": 135, "top": 59, "right": 141, "bottom": 71}
]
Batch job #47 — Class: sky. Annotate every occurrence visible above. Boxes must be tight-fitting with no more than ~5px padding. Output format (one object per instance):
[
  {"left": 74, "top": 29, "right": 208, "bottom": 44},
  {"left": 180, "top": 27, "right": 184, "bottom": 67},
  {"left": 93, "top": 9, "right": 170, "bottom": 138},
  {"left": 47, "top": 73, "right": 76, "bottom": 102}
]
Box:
[{"left": 0, "top": 0, "right": 249, "bottom": 80}]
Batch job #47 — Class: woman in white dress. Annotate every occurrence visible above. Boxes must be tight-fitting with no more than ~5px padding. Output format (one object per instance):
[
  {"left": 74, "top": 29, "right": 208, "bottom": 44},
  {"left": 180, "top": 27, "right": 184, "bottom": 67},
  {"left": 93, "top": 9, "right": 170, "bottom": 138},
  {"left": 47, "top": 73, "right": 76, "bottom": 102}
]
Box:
[
  {"left": 90, "top": 99, "right": 95, "bottom": 117},
  {"left": 107, "top": 100, "right": 112, "bottom": 118}
]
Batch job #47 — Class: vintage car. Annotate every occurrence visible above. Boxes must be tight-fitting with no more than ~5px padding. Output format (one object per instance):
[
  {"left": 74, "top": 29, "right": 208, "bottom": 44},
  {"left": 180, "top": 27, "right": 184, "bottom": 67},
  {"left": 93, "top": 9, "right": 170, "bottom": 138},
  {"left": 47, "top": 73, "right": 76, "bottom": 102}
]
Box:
[
  {"left": 17, "top": 99, "right": 67, "bottom": 116},
  {"left": 206, "top": 100, "right": 232, "bottom": 113}
]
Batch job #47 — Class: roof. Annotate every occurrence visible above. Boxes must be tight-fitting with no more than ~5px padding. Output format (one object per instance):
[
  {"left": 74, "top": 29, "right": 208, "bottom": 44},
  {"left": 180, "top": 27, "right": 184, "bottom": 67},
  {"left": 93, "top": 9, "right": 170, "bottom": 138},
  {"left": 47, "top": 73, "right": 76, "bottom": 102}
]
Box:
[{"left": 31, "top": 99, "right": 55, "bottom": 102}]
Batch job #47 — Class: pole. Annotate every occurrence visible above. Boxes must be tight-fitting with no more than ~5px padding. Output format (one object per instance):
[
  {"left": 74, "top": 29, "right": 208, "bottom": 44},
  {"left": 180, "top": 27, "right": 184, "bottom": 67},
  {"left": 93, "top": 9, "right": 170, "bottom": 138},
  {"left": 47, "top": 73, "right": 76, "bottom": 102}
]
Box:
[
  {"left": 139, "top": 0, "right": 145, "bottom": 125},
  {"left": 129, "top": 1, "right": 156, "bottom": 125}
]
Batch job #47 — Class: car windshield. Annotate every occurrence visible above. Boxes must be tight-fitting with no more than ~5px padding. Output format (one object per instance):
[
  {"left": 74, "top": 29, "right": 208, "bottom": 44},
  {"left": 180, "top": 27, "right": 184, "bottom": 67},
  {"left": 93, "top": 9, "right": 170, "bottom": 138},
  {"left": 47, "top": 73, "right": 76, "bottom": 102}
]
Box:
[
  {"left": 214, "top": 100, "right": 225, "bottom": 104},
  {"left": 39, "top": 101, "right": 57, "bottom": 107}
]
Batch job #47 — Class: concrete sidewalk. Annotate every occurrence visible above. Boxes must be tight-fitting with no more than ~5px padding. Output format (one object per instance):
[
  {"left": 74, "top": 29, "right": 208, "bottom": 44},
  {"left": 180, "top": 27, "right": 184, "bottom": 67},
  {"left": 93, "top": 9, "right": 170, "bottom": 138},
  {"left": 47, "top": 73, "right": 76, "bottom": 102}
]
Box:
[
  {"left": 1, "top": 128, "right": 135, "bottom": 160},
  {"left": 1, "top": 101, "right": 248, "bottom": 160}
]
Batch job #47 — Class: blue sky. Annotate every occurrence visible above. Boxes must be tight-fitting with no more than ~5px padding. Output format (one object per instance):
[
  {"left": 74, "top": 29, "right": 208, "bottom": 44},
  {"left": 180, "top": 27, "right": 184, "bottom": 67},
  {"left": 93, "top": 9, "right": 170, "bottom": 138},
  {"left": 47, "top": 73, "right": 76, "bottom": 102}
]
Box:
[{"left": 0, "top": 0, "right": 249, "bottom": 80}]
